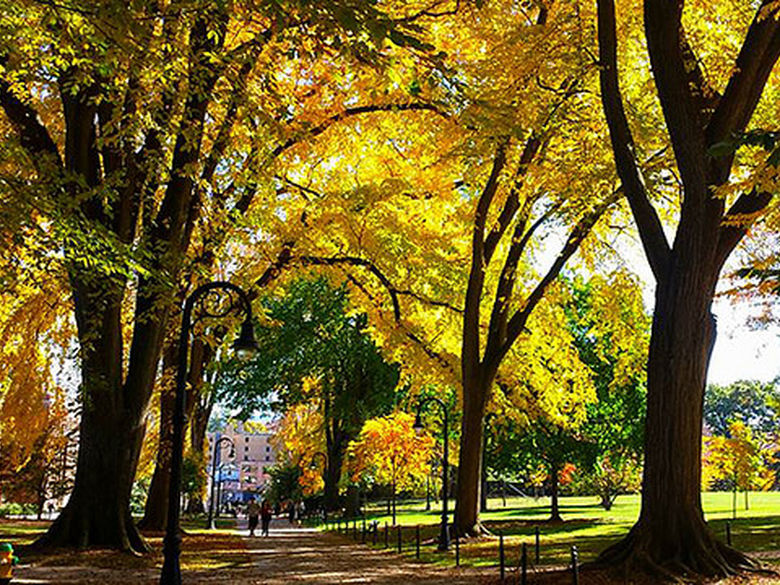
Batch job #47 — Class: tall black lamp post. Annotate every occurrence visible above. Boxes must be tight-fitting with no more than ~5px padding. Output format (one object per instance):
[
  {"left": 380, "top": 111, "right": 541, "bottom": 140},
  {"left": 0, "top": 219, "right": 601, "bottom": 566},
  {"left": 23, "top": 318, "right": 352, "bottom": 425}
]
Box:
[
  {"left": 207, "top": 436, "right": 236, "bottom": 529},
  {"left": 160, "top": 282, "right": 257, "bottom": 585},
  {"left": 413, "top": 397, "right": 449, "bottom": 551},
  {"left": 309, "top": 452, "right": 328, "bottom": 523}
]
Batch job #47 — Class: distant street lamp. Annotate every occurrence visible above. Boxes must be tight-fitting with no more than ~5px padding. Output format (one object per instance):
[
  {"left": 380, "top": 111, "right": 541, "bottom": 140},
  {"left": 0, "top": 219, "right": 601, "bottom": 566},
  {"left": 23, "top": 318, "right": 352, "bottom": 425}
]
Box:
[
  {"left": 160, "top": 282, "right": 258, "bottom": 585},
  {"left": 413, "top": 397, "right": 450, "bottom": 551},
  {"left": 207, "top": 436, "right": 236, "bottom": 529},
  {"left": 309, "top": 452, "right": 328, "bottom": 523}
]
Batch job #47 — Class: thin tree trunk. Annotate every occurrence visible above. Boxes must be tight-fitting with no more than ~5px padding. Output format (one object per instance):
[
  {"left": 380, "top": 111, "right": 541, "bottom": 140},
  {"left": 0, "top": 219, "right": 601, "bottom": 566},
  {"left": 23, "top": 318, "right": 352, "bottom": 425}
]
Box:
[
  {"left": 323, "top": 449, "right": 343, "bottom": 512},
  {"left": 391, "top": 478, "right": 397, "bottom": 526},
  {"left": 480, "top": 446, "right": 489, "bottom": 513},
  {"left": 141, "top": 337, "right": 209, "bottom": 528},
  {"left": 549, "top": 461, "right": 561, "bottom": 522},
  {"left": 138, "top": 342, "right": 177, "bottom": 531}
]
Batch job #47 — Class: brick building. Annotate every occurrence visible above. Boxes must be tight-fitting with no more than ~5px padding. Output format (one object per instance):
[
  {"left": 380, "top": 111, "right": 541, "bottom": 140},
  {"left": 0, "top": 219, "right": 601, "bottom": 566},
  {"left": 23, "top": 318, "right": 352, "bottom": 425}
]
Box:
[{"left": 207, "top": 421, "right": 277, "bottom": 506}]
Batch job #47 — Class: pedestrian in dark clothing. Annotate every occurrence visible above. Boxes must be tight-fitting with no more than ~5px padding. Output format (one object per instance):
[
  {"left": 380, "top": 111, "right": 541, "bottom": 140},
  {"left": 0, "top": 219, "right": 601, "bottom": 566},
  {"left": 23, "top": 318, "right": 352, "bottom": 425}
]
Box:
[
  {"left": 247, "top": 497, "right": 261, "bottom": 537},
  {"left": 261, "top": 500, "right": 273, "bottom": 536}
]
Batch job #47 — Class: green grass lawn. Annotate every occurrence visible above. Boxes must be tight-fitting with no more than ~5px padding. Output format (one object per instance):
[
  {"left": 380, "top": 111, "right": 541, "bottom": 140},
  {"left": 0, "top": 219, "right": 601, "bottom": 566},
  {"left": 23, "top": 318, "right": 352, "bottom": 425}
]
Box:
[{"left": 327, "top": 492, "right": 780, "bottom": 570}]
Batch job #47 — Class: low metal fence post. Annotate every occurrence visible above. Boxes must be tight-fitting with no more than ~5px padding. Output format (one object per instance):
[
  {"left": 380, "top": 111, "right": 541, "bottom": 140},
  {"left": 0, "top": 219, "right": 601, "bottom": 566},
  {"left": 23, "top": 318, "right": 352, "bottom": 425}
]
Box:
[
  {"left": 571, "top": 545, "right": 579, "bottom": 585},
  {"left": 521, "top": 541, "right": 528, "bottom": 585},
  {"left": 499, "top": 531, "right": 505, "bottom": 582},
  {"left": 535, "top": 526, "right": 540, "bottom": 564}
]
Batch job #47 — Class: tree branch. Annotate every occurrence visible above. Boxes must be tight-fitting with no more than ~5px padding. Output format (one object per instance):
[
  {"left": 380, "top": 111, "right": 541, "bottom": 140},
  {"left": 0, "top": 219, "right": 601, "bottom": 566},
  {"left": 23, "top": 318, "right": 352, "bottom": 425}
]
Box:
[
  {"left": 486, "top": 198, "right": 560, "bottom": 354},
  {"left": 0, "top": 67, "right": 62, "bottom": 168},
  {"left": 597, "top": 0, "right": 670, "bottom": 281},
  {"left": 490, "top": 191, "right": 620, "bottom": 379},
  {"left": 483, "top": 134, "right": 541, "bottom": 264},
  {"left": 706, "top": 1, "right": 780, "bottom": 152},
  {"left": 715, "top": 189, "right": 774, "bottom": 270},
  {"left": 463, "top": 140, "right": 510, "bottom": 381},
  {"left": 269, "top": 102, "right": 451, "bottom": 160},
  {"left": 643, "top": 0, "right": 708, "bottom": 188}
]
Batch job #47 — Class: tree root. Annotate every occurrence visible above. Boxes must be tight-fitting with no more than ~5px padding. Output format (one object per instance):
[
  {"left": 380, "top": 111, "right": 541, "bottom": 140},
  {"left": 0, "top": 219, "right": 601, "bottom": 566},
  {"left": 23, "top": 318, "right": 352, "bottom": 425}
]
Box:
[
  {"left": 587, "top": 522, "right": 762, "bottom": 583},
  {"left": 31, "top": 503, "right": 149, "bottom": 555}
]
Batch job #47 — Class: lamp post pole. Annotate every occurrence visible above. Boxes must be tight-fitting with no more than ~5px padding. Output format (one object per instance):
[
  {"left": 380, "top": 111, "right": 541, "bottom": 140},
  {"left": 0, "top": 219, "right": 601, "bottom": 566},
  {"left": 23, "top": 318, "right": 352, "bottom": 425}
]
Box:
[
  {"left": 207, "top": 436, "right": 235, "bottom": 529},
  {"left": 414, "top": 397, "right": 449, "bottom": 551},
  {"left": 160, "top": 282, "right": 257, "bottom": 585}
]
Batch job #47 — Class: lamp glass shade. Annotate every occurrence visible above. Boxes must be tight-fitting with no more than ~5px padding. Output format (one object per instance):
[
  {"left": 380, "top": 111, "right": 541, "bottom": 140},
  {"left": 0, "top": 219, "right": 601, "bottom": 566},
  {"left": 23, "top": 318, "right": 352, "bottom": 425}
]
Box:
[
  {"left": 413, "top": 413, "right": 424, "bottom": 436},
  {"left": 233, "top": 318, "right": 258, "bottom": 360}
]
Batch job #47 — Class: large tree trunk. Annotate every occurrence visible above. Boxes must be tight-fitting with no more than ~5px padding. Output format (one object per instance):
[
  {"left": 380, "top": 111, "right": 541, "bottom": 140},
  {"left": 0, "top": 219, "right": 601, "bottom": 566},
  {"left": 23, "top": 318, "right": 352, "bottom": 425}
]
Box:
[
  {"left": 593, "top": 0, "right": 778, "bottom": 577},
  {"left": 596, "top": 266, "right": 753, "bottom": 576},
  {"left": 455, "top": 384, "right": 487, "bottom": 536},
  {"left": 38, "top": 331, "right": 149, "bottom": 551},
  {"left": 37, "top": 270, "right": 156, "bottom": 552}
]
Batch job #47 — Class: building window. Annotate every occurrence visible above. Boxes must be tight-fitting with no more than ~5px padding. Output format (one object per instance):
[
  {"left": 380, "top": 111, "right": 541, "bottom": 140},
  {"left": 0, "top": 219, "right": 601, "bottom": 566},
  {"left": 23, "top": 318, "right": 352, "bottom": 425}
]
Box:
[
  {"left": 245, "top": 437, "right": 249, "bottom": 442},
  {"left": 266, "top": 456, "right": 271, "bottom": 461},
  {"left": 266, "top": 446, "right": 270, "bottom": 452}
]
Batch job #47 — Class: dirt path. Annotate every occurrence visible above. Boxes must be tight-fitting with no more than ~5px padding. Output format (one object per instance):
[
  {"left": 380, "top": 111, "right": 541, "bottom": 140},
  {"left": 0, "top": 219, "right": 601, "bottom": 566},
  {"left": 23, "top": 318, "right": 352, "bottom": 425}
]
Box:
[{"left": 11, "top": 519, "right": 493, "bottom": 584}]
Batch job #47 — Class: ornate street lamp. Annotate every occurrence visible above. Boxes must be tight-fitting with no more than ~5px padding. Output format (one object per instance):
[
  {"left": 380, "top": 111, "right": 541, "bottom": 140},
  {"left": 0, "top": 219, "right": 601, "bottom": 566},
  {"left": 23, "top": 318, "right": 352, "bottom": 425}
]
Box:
[
  {"left": 413, "top": 397, "right": 449, "bottom": 551},
  {"left": 160, "top": 282, "right": 257, "bottom": 585},
  {"left": 207, "top": 436, "right": 235, "bottom": 529}
]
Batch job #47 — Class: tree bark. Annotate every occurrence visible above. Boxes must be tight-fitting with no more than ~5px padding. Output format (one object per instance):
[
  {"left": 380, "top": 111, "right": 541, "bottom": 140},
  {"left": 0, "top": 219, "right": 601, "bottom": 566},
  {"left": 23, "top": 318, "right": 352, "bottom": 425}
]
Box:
[
  {"left": 455, "top": 384, "right": 487, "bottom": 535},
  {"left": 38, "top": 349, "right": 148, "bottom": 551},
  {"left": 549, "top": 461, "right": 561, "bottom": 522},
  {"left": 140, "top": 336, "right": 210, "bottom": 529},
  {"left": 593, "top": 0, "right": 778, "bottom": 577},
  {"left": 596, "top": 264, "right": 754, "bottom": 576},
  {"left": 138, "top": 343, "right": 177, "bottom": 531},
  {"left": 323, "top": 453, "right": 342, "bottom": 512}
]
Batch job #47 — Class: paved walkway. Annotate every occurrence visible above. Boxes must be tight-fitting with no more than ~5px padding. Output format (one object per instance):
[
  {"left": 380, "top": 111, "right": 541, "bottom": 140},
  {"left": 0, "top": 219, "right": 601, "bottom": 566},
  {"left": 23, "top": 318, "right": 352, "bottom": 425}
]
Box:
[
  {"left": 12, "top": 520, "right": 491, "bottom": 584},
  {"left": 232, "top": 521, "right": 489, "bottom": 584}
]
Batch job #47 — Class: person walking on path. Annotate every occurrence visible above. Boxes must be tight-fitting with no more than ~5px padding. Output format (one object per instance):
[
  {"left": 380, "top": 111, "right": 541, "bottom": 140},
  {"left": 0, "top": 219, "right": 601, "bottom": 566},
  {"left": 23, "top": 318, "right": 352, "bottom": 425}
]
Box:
[
  {"left": 247, "top": 497, "right": 261, "bottom": 537},
  {"left": 260, "top": 499, "right": 272, "bottom": 536}
]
